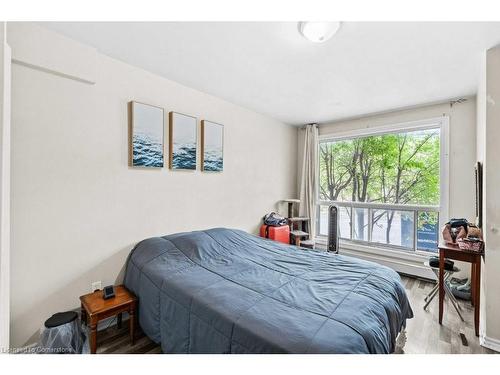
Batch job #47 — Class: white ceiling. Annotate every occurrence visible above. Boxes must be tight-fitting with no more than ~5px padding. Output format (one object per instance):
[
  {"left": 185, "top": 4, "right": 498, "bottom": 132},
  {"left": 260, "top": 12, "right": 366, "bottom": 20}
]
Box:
[{"left": 41, "top": 22, "right": 500, "bottom": 125}]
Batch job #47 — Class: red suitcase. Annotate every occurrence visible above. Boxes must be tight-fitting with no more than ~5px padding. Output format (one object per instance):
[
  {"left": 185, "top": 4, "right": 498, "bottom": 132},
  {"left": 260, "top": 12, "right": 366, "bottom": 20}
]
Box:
[{"left": 260, "top": 224, "right": 290, "bottom": 245}]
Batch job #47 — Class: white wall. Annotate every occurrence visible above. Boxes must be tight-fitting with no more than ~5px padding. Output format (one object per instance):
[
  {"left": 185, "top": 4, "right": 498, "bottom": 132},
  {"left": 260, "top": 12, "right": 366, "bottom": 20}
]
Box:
[
  {"left": 477, "top": 44, "right": 500, "bottom": 351},
  {"left": 8, "top": 23, "right": 297, "bottom": 347},
  {"left": 298, "top": 99, "right": 477, "bottom": 277},
  {"left": 0, "top": 22, "right": 12, "bottom": 351}
]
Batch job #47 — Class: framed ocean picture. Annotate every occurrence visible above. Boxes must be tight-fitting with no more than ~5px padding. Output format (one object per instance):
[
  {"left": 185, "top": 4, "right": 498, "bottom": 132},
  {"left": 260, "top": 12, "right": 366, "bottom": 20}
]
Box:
[
  {"left": 169, "top": 112, "right": 197, "bottom": 170},
  {"left": 128, "top": 101, "right": 165, "bottom": 168},
  {"left": 201, "top": 120, "right": 224, "bottom": 172}
]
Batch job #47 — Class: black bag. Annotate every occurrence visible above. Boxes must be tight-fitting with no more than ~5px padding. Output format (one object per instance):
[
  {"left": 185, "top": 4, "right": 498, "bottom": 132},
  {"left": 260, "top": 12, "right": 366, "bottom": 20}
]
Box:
[
  {"left": 263, "top": 212, "right": 288, "bottom": 227},
  {"left": 448, "top": 218, "right": 469, "bottom": 231},
  {"left": 429, "top": 256, "right": 455, "bottom": 271}
]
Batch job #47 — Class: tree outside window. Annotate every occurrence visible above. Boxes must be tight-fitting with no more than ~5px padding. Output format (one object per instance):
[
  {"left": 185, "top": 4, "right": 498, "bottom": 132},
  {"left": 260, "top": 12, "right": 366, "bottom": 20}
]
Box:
[{"left": 319, "top": 128, "right": 440, "bottom": 250}]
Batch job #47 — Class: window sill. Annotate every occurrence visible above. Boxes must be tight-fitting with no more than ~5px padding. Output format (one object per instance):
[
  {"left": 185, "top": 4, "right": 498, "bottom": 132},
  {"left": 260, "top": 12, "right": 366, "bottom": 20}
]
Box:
[{"left": 315, "top": 238, "right": 435, "bottom": 279}]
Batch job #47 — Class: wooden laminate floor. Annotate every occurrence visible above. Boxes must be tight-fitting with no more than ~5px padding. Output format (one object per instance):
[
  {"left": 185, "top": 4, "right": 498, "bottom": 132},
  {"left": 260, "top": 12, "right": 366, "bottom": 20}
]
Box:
[
  {"left": 97, "top": 275, "right": 496, "bottom": 354},
  {"left": 401, "top": 275, "right": 495, "bottom": 354},
  {"left": 95, "top": 324, "right": 161, "bottom": 354}
]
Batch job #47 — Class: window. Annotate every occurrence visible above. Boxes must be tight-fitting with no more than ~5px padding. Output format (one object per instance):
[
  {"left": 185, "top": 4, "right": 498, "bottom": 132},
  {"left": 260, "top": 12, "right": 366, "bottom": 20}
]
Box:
[{"left": 317, "top": 118, "right": 448, "bottom": 253}]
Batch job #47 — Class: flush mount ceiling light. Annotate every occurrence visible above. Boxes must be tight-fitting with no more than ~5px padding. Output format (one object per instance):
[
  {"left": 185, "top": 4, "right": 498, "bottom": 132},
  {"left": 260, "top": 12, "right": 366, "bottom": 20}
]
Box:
[{"left": 298, "top": 22, "right": 341, "bottom": 43}]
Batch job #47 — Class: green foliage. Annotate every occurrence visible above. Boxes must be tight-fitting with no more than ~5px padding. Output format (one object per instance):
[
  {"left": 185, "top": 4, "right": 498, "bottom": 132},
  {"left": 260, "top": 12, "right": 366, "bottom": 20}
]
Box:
[
  {"left": 417, "top": 211, "right": 439, "bottom": 230},
  {"left": 319, "top": 128, "right": 440, "bottom": 205}
]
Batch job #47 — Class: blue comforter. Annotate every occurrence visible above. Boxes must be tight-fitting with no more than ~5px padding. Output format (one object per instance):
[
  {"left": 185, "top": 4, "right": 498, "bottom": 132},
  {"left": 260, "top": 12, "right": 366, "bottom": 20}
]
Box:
[{"left": 124, "top": 228, "right": 413, "bottom": 353}]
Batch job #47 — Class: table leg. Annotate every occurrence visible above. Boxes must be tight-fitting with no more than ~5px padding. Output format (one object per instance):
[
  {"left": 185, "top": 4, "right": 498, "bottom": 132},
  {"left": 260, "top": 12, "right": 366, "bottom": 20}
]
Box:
[
  {"left": 80, "top": 304, "right": 87, "bottom": 325},
  {"left": 129, "top": 307, "right": 135, "bottom": 346},
  {"left": 90, "top": 322, "right": 97, "bottom": 354},
  {"left": 117, "top": 312, "right": 122, "bottom": 329},
  {"left": 474, "top": 258, "right": 481, "bottom": 336},
  {"left": 439, "top": 250, "right": 445, "bottom": 324},
  {"left": 471, "top": 263, "right": 476, "bottom": 307}
]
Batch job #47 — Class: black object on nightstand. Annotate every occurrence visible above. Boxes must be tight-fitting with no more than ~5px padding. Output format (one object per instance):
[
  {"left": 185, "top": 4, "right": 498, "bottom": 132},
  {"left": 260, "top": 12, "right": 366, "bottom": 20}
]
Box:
[{"left": 102, "top": 285, "right": 115, "bottom": 300}]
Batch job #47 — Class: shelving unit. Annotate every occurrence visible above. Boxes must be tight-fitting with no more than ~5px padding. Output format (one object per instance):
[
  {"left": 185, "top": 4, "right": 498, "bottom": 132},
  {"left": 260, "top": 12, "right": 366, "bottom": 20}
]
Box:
[{"left": 280, "top": 199, "right": 314, "bottom": 248}]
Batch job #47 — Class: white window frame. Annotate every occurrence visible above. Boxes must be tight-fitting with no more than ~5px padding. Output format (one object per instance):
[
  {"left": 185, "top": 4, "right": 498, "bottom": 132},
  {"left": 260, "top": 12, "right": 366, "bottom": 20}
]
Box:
[{"left": 316, "top": 116, "right": 449, "bottom": 278}]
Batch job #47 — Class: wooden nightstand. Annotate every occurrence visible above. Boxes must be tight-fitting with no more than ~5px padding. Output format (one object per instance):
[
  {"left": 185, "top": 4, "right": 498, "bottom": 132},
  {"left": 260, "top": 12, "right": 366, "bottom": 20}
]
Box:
[{"left": 80, "top": 285, "right": 137, "bottom": 354}]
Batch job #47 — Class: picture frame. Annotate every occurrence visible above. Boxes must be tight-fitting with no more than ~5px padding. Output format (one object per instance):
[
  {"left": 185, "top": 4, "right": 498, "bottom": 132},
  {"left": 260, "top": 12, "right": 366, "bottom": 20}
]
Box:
[
  {"left": 128, "top": 101, "right": 165, "bottom": 168},
  {"left": 169, "top": 111, "right": 198, "bottom": 170},
  {"left": 201, "top": 120, "right": 224, "bottom": 172}
]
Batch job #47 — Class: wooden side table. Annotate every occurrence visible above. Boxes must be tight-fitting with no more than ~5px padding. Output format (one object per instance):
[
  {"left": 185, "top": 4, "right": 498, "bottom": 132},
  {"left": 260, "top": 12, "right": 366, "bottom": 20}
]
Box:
[
  {"left": 80, "top": 285, "right": 137, "bottom": 354},
  {"left": 438, "top": 242, "right": 484, "bottom": 336}
]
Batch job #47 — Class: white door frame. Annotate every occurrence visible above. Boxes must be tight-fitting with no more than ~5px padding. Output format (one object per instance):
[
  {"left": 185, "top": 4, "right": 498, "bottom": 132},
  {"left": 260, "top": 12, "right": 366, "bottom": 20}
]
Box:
[{"left": 0, "top": 22, "right": 12, "bottom": 351}]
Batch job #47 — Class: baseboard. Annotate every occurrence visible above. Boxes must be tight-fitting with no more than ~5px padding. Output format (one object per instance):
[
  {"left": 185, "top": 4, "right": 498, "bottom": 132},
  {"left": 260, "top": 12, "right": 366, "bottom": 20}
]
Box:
[
  {"left": 339, "top": 248, "right": 435, "bottom": 279},
  {"left": 315, "top": 241, "right": 436, "bottom": 279},
  {"left": 480, "top": 334, "right": 500, "bottom": 353}
]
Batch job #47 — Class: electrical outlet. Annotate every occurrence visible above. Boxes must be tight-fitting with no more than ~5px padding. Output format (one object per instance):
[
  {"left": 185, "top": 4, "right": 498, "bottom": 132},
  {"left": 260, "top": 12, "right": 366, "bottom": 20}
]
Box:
[{"left": 91, "top": 281, "right": 102, "bottom": 292}]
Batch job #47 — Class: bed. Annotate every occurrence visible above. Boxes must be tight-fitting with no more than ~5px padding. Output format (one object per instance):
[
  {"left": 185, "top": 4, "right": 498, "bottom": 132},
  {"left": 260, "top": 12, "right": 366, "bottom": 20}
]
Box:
[{"left": 124, "top": 228, "right": 413, "bottom": 353}]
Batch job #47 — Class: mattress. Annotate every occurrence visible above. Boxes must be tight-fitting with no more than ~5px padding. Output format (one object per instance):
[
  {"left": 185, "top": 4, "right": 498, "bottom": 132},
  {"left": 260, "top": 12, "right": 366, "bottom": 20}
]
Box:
[{"left": 124, "top": 228, "right": 413, "bottom": 353}]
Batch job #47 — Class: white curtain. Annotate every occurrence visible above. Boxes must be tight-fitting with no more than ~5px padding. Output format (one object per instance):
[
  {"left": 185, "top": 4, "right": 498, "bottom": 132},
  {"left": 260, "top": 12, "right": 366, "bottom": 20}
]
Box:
[{"left": 299, "top": 124, "right": 319, "bottom": 240}]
